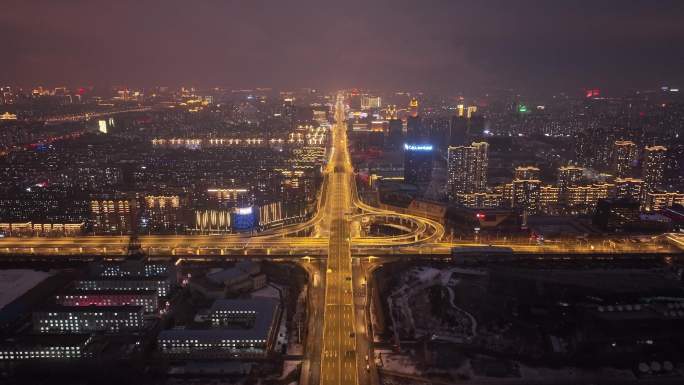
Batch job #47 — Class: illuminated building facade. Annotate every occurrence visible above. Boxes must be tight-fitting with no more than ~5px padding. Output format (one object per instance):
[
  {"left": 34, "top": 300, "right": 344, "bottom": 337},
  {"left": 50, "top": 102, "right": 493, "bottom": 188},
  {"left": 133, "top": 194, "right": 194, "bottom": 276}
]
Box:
[
  {"left": 75, "top": 277, "right": 172, "bottom": 297},
  {"left": 0, "top": 335, "right": 93, "bottom": 362},
  {"left": 510, "top": 179, "right": 541, "bottom": 215},
  {"left": 404, "top": 143, "right": 434, "bottom": 187},
  {"left": 55, "top": 290, "right": 158, "bottom": 313},
  {"left": 143, "top": 195, "right": 182, "bottom": 232},
  {"left": 643, "top": 191, "right": 684, "bottom": 212},
  {"left": 195, "top": 209, "right": 232, "bottom": 233},
  {"left": 612, "top": 140, "right": 638, "bottom": 177},
  {"left": 614, "top": 178, "right": 644, "bottom": 202},
  {"left": 539, "top": 185, "right": 560, "bottom": 214},
  {"left": 643, "top": 146, "right": 667, "bottom": 192},
  {"left": 447, "top": 142, "right": 489, "bottom": 200},
  {"left": 33, "top": 306, "right": 144, "bottom": 334},
  {"left": 454, "top": 192, "right": 503, "bottom": 208},
  {"left": 360, "top": 95, "right": 381, "bottom": 110},
  {"left": 157, "top": 298, "right": 279, "bottom": 358},
  {"left": 90, "top": 198, "right": 134, "bottom": 234},
  {"left": 565, "top": 183, "right": 612, "bottom": 215},
  {"left": 557, "top": 166, "right": 584, "bottom": 191},
  {"left": 514, "top": 166, "right": 540, "bottom": 181},
  {"left": 0, "top": 222, "right": 83, "bottom": 236}
]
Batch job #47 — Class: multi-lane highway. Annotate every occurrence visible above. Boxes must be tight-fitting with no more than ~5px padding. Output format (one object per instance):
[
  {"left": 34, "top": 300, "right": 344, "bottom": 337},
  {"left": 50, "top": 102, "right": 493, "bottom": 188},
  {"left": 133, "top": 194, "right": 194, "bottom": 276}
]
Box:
[{"left": 320, "top": 95, "right": 358, "bottom": 385}]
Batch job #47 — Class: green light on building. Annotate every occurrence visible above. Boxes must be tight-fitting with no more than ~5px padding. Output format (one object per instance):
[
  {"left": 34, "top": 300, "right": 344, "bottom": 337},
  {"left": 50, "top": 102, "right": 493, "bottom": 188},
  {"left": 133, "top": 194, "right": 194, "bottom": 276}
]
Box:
[{"left": 518, "top": 104, "right": 528, "bottom": 113}]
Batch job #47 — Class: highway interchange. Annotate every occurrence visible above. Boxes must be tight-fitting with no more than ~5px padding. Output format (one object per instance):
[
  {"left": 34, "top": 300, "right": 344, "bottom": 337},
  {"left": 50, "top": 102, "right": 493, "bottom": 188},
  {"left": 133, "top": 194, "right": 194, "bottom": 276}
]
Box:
[{"left": 1, "top": 94, "right": 683, "bottom": 385}]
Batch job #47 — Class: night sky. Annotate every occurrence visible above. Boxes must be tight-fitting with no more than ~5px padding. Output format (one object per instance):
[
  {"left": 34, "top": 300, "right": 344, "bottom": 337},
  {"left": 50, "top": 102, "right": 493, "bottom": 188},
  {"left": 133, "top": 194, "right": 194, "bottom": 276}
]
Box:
[{"left": 2, "top": 0, "right": 684, "bottom": 94}]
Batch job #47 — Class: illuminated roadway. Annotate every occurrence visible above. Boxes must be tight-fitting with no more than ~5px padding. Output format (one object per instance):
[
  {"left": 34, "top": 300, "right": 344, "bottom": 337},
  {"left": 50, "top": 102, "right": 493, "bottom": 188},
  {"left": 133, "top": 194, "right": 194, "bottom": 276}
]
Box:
[{"left": 319, "top": 95, "right": 358, "bottom": 385}]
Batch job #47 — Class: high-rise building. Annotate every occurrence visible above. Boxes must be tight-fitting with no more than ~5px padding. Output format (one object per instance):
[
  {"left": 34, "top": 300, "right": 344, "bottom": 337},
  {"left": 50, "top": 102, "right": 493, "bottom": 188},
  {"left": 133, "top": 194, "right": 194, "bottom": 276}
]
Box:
[
  {"left": 557, "top": 166, "right": 584, "bottom": 191},
  {"left": 449, "top": 116, "right": 468, "bottom": 146},
  {"left": 466, "top": 105, "right": 478, "bottom": 119},
  {"left": 447, "top": 142, "right": 488, "bottom": 200},
  {"left": 539, "top": 185, "right": 560, "bottom": 214},
  {"left": 612, "top": 140, "right": 638, "bottom": 177},
  {"left": 387, "top": 119, "right": 403, "bottom": 150},
  {"left": 643, "top": 146, "right": 667, "bottom": 192},
  {"left": 614, "top": 178, "right": 644, "bottom": 202},
  {"left": 565, "top": 184, "right": 612, "bottom": 215},
  {"left": 406, "top": 115, "right": 422, "bottom": 141},
  {"left": 510, "top": 179, "right": 541, "bottom": 215},
  {"left": 403, "top": 143, "right": 434, "bottom": 187},
  {"left": 514, "top": 166, "right": 540, "bottom": 181}
]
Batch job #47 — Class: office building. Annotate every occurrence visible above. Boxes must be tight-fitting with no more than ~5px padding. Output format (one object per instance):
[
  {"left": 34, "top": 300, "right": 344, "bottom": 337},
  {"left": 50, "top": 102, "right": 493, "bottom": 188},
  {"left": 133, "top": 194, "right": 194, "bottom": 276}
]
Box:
[
  {"left": 189, "top": 261, "right": 267, "bottom": 299},
  {"left": 74, "top": 276, "right": 172, "bottom": 297},
  {"left": 403, "top": 143, "right": 433, "bottom": 187},
  {"left": 55, "top": 290, "right": 159, "bottom": 313},
  {"left": 157, "top": 298, "right": 279, "bottom": 358},
  {"left": 33, "top": 306, "right": 144, "bottom": 334},
  {"left": 89, "top": 259, "right": 172, "bottom": 278},
  {"left": 0, "top": 335, "right": 93, "bottom": 362}
]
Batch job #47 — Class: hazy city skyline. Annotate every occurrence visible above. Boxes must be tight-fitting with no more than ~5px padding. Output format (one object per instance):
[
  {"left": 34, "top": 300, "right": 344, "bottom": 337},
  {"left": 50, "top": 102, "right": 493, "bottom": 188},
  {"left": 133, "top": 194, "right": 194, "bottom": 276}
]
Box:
[{"left": 2, "top": 0, "right": 684, "bottom": 94}]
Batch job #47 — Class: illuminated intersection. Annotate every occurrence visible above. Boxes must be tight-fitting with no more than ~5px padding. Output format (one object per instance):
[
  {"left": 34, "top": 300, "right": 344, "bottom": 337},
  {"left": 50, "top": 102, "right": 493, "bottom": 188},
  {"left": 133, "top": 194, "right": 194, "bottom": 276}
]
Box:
[{"left": 0, "top": 95, "right": 682, "bottom": 385}]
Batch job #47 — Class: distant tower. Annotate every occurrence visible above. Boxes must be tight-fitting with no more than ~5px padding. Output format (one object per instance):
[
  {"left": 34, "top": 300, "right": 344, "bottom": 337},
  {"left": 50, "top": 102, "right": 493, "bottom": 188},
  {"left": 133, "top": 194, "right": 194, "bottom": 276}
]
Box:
[{"left": 409, "top": 97, "right": 419, "bottom": 118}]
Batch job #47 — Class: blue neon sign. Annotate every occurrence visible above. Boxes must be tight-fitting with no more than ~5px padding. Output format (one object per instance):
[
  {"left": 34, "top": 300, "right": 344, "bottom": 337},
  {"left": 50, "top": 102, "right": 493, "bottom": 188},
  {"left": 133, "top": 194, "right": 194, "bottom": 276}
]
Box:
[{"left": 404, "top": 143, "right": 433, "bottom": 151}]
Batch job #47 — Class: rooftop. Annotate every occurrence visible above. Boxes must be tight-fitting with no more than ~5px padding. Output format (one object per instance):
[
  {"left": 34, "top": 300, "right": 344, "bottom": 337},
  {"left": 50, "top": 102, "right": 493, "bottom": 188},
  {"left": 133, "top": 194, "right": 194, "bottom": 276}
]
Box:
[{"left": 159, "top": 298, "right": 278, "bottom": 342}]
